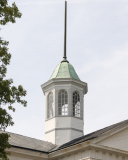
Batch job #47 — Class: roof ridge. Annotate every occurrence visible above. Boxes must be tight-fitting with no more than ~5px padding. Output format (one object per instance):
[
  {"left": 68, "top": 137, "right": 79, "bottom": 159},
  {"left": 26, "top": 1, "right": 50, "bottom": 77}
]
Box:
[
  {"left": 50, "top": 63, "right": 60, "bottom": 79},
  {"left": 82, "top": 119, "right": 128, "bottom": 139},
  {"left": 68, "top": 63, "right": 80, "bottom": 81},
  {"left": 67, "top": 63, "right": 71, "bottom": 78},
  {"left": 97, "top": 119, "right": 128, "bottom": 134},
  {"left": 55, "top": 63, "right": 61, "bottom": 78}
]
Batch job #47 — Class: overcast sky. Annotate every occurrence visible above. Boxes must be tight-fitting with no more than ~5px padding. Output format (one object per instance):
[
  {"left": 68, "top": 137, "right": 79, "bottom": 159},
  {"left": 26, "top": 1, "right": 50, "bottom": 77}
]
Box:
[{"left": 1, "top": 0, "right": 128, "bottom": 140}]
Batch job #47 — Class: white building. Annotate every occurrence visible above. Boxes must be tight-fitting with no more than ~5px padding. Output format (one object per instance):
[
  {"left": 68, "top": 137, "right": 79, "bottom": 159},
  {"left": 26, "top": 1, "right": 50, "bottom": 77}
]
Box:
[
  {"left": 3, "top": 120, "right": 128, "bottom": 160},
  {"left": 1, "top": 1, "right": 128, "bottom": 160}
]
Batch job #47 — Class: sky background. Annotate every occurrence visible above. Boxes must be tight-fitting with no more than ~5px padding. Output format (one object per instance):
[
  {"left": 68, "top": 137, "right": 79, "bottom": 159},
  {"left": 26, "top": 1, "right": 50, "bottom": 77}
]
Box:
[{"left": 1, "top": 0, "right": 128, "bottom": 140}]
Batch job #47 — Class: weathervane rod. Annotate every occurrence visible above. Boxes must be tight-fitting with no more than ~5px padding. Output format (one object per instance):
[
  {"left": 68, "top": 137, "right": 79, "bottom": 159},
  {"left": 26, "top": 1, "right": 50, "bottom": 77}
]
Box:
[{"left": 63, "top": 1, "right": 67, "bottom": 61}]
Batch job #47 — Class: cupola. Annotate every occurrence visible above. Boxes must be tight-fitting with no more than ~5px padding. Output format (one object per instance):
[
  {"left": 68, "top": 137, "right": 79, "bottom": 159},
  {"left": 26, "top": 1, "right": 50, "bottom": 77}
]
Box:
[{"left": 41, "top": 1, "right": 88, "bottom": 145}]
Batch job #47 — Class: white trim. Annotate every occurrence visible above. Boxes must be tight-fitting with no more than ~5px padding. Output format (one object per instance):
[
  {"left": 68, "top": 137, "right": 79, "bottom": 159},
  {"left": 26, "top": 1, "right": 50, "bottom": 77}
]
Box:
[
  {"left": 92, "top": 123, "right": 128, "bottom": 144},
  {"left": 44, "top": 84, "right": 84, "bottom": 93},
  {"left": 45, "top": 115, "right": 83, "bottom": 122},
  {"left": 41, "top": 78, "right": 87, "bottom": 89},
  {"left": 49, "top": 143, "right": 128, "bottom": 159},
  {"left": 45, "top": 128, "right": 83, "bottom": 134},
  {"left": 6, "top": 147, "right": 48, "bottom": 159},
  {"left": 45, "top": 86, "right": 55, "bottom": 94}
]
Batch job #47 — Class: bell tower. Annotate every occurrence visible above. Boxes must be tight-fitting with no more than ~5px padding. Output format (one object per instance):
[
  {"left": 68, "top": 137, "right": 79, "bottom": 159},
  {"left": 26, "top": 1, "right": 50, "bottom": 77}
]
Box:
[{"left": 41, "top": 1, "right": 88, "bottom": 145}]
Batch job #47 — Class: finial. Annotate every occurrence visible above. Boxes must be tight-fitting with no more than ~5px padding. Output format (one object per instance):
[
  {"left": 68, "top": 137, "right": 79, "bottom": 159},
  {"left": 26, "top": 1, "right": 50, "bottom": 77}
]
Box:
[{"left": 62, "top": 1, "right": 69, "bottom": 63}]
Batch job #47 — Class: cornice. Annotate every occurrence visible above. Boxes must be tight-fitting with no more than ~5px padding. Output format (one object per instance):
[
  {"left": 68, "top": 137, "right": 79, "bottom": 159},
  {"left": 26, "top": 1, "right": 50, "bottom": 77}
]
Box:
[
  {"left": 45, "top": 127, "right": 83, "bottom": 134},
  {"left": 6, "top": 146, "right": 48, "bottom": 160},
  {"left": 41, "top": 78, "right": 87, "bottom": 88},
  {"left": 45, "top": 116, "right": 83, "bottom": 122},
  {"left": 41, "top": 78, "right": 87, "bottom": 94},
  {"left": 7, "top": 140, "right": 128, "bottom": 160},
  {"left": 92, "top": 123, "right": 128, "bottom": 144},
  {"left": 49, "top": 143, "right": 128, "bottom": 159}
]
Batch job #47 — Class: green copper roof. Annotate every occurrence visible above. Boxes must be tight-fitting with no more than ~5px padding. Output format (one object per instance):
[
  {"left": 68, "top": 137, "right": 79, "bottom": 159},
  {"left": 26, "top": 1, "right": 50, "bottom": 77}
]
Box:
[{"left": 50, "top": 62, "right": 80, "bottom": 81}]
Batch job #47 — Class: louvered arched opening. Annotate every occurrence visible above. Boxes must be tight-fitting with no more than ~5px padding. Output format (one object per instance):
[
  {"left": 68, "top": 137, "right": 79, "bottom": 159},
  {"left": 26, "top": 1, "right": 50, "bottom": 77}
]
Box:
[
  {"left": 58, "top": 90, "right": 68, "bottom": 115},
  {"left": 47, "top": 92, "right": 54, "bottom": 119},
  {"left": 73, "top": 91, "right": 80, "bottom": 117}
]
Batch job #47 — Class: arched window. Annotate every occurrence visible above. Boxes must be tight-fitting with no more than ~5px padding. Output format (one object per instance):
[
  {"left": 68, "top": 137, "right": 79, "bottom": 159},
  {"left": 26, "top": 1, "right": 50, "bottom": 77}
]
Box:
[
  {"left": 58, "top": 90, "right": 68, "bottom": 115},
  {"left": 47, "top": 92, "right": 53, "bottom": 119},
  {"left": 73, "top": 91, "right": 80, "bottom": 117}
]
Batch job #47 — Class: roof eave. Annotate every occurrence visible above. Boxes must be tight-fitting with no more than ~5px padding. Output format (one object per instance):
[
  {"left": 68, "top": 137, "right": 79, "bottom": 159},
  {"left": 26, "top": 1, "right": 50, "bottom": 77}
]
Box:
[{"left": 41, "top": 78, "right": 88, "bottom": 94}]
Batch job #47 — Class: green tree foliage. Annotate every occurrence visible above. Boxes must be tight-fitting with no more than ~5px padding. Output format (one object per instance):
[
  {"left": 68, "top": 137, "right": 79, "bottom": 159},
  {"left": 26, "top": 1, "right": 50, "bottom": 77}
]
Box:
[
  {"left": 0, "top": 0, "right": 27, "bottom": 159},
  {"left": 0, "top": 133, "right": 10, "bottom": 160},
  {"left": 0, "top": 0, "right": 22, "bottom": 25}
]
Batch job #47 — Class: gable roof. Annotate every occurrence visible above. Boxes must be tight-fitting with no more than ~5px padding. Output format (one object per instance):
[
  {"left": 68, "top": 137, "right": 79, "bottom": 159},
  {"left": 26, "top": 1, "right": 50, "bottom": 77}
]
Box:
[
  {"left": 51, "top": 119, "right": 128, "bottom": 152},
  {"left": 0, "top": 131, "right": 56, "bottom": 153},
  {"left": 1, "top": 119, "right": 128, "bottom": 153}
]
